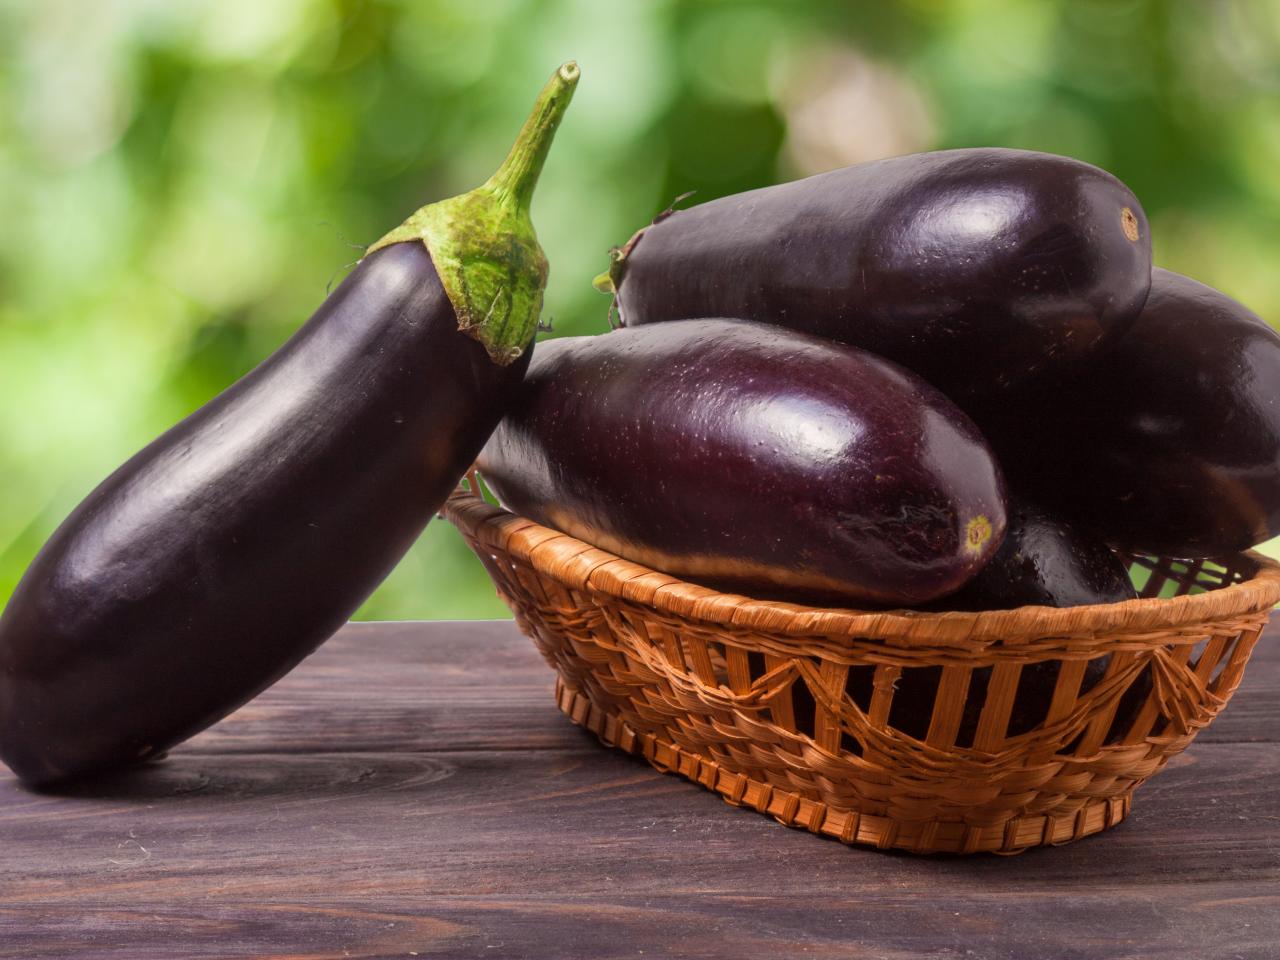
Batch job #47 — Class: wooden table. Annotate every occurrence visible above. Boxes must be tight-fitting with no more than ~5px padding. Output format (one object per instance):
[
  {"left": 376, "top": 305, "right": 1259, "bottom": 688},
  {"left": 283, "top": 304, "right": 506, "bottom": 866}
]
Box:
[{"left": 2, "top": 620, "right": 1277, "bottom": 959}]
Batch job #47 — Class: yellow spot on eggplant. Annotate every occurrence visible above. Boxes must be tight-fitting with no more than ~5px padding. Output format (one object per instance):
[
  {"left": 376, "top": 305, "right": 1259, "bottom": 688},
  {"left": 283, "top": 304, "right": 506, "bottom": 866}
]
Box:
[
  {"left": 1121, "top": 207, "right": 1139, "bottom": 243},
  {"left": 964, "top": 514, "right": 993, "bottom": 555}
]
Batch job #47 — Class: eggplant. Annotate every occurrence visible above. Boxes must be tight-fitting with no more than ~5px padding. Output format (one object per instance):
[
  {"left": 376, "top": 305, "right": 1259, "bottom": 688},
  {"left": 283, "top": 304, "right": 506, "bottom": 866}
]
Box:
[
  {"left": 596, "top": 148, "right": 1151, "bottom": 398},
  {"left": 933, "top": 499, "right": 1136, "bottom": 612},
  {"left": 0, "top": 63, "right": 579, "bottom": 785},
  {"left": 477, "top": 319, "right": 1007, "bottom": 607},
  {"left": 892, "top": 499, "right": 1141, "bottom": 746},
  {"left": 971, "top": 268, "right": 1280, "bottom": 556}
]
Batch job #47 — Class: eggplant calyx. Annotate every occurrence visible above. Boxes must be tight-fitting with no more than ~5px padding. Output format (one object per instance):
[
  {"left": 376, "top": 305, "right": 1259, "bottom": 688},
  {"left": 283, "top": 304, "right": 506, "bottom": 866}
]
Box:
[
  {"left": 591, "top": 266, "right": 617, "bottom": 295},
  {"left": 593, "top": 229, "right": 642, "bottom": 297},
  {"left": 593, "top": 189, "right": 693, "bottom": 312},
  {"left": 366, "top": 61, "right": 579, "bottom": 365}
]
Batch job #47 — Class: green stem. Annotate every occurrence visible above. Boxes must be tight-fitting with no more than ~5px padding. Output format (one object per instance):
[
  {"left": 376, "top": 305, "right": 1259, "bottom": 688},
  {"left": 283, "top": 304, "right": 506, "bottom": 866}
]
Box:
[
  {"left": 485, "top": 61, "right": 579, "bottom": 211},
  {"left": 366, "top": 62, "right": 580, "bottom": 365}
]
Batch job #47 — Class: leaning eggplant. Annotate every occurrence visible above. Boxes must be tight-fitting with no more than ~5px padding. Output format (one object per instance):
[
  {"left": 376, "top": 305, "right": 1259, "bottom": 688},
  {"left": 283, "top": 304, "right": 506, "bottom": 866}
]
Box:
[
  {"left": 971, "top": 268, "right": 1280, "bottom": 556},
  {"left": 477, "top": 319, "right": 1007, "bottom": 607},
  {"left": 0, "top": 63, "right": 579, "bottom": 785},
  {"left": 597, "top": 149, "right": 1151, "bottom": 397}
]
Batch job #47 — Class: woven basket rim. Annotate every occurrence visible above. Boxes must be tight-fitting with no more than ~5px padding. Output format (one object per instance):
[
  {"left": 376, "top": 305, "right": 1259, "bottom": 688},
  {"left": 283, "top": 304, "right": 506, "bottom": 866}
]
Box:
[{"left": 443, "top": 488, "right": 1280, "bottom": 645}]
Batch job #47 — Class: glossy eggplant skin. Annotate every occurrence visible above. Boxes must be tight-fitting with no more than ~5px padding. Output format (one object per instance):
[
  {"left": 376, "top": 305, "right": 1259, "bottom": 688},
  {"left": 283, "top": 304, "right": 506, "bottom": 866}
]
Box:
[
  {"left": 933, "top": 499, "right": 1136, "bottom": 612},
  {"left": 477, "top": 319, "right": 1007, "bottom": 607},
  {"left": 609, "top": 149, "right": 1151, "bottom": 398},
  {"left": 894, "top": 500, "right": 1141, "bottom": 746},
  {"left": 972, "top": 268, "right": 1280, "bottom": 556},
  {"left": 0, "top": 243, "right": 530, "bottom": 785}
]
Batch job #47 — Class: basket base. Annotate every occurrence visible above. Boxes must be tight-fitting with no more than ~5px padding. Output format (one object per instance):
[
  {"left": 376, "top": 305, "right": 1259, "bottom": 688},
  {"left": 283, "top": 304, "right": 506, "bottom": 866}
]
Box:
[{"left": 554, "top": 679, "right": 1132, "bottom": 855}]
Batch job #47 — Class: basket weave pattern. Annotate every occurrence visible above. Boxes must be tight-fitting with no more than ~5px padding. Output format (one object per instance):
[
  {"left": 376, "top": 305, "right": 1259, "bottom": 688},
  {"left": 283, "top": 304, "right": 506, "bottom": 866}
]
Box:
[{"left": 444, "top": 487, "right": 1280, "bottom": 854}]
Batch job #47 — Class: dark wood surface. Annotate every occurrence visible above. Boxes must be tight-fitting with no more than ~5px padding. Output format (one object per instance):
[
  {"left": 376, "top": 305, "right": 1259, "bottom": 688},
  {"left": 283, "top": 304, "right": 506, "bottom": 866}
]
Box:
[{"left": 2, "top": 619, "right": 1277, "bottom": 960}]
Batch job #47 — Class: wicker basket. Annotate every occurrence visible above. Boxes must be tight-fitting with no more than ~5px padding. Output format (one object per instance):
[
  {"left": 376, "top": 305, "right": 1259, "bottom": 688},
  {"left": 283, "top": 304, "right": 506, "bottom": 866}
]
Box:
[{"left": 443, "top": 484, "right": 1280, "bottom": 855}]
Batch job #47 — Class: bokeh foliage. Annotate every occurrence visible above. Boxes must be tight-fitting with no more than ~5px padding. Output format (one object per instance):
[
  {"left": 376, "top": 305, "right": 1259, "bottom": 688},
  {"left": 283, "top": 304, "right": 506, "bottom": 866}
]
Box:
[{"left": 1, "top": 0, "right": 1277, "bottom": 619}]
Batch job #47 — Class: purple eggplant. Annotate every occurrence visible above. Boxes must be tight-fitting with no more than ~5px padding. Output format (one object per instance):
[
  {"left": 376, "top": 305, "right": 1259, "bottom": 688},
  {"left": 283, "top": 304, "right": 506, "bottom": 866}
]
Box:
[
  {"left": 0, "top": 63, "right": 579, "bottom": 785},
  {"left": 971, "top": 268, "right": 1280, "bottom": 556},
  {"left": 933, "top": 499, "right": 1136, "bottom": 612},
  {"left": 892, "top": 499, "right": 1141, "bottom": 746},
  {"left": 597, "top": 148, "right": 1151, "bottom": 398},
  {"left": 477, "top": 319, "right": 1007, "bottom": 607}
]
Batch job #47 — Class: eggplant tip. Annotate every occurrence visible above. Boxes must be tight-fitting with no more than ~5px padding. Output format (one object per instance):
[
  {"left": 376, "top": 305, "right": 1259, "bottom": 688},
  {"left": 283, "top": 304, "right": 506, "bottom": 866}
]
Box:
[
  {"left": 1122, "top": 207, "right": 1139, "bottom": 242},
  {"left": 965, "top": 514, "right": 995, "bottom": 556},
  {"left": 559, "top": 61, "right": 580, "bottom": 81}
]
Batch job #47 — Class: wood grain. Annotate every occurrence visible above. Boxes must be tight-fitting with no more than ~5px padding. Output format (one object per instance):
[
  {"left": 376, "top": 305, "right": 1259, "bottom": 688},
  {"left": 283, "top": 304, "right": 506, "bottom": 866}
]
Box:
[
  {"left": 1, "top": 619, "right": 1277, "bottom": 959},
  {"left": 183, "top": 622, "right": 571, "bottom": 755}
]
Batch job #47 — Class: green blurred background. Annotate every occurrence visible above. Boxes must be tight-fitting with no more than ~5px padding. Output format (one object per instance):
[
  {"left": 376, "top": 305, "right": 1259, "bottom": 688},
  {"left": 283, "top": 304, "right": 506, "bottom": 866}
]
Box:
[{"left": 1, "top": 0, "right": 1278, "bottom": 619}]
